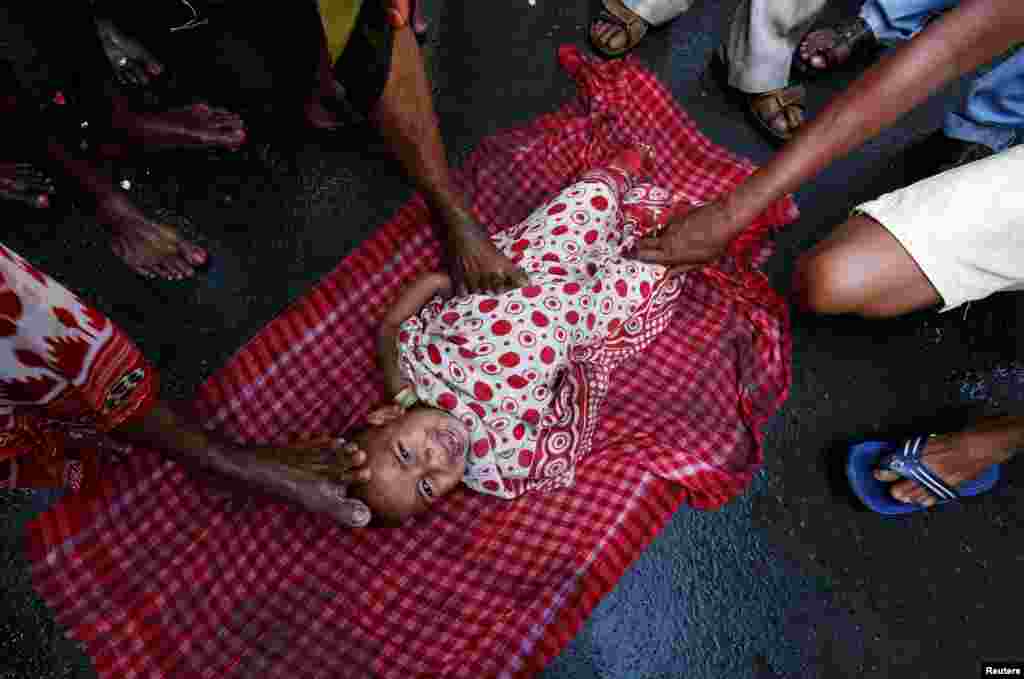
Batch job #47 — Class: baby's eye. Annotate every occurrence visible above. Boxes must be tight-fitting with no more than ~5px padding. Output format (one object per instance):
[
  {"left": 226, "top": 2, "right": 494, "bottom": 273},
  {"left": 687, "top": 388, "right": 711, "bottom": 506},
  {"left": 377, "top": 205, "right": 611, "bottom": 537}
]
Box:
[
  {"left": 397, "top": 442, "right": 413, "bottom": 465},
  {"left": 418, "top": 478, "right": 435, "bottom": 501}
]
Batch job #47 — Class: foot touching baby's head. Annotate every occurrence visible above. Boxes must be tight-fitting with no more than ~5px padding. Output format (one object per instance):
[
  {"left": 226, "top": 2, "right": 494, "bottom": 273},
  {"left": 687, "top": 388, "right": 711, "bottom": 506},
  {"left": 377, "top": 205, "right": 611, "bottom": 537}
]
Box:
[{"left": 348, "top": 404, "right": 469, "bottom": 524}]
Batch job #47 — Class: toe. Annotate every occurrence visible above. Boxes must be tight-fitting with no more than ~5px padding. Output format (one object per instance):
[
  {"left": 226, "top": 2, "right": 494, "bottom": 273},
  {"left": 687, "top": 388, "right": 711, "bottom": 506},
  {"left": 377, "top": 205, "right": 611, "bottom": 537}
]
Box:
[
  {"left": 767, "top": 115, "right": 789, "bottom": 136},
  {"left": 164, "top": 254, "right": 195, "bottom": 279},
  {"left": 889, "top": 479, "right": 916, "bottom": 503},
  {"left": 874, "top": 468, "right": 900, "bottom": 482},
  {"left": 151, "top": 261, "right": 178, "bottom": 280},
  {"left": 592, "top": 22, "right": 615, "bottom": 44},
  {"left": 128, "top": 256, "right": 158, "bottom": 279},
  {"left": 218, "top": 116, "right": 247, "bottom": 132},
  {"left": 180, "top": 241, "right": 208, "bottom": 266},
  {"left": 606, "top": 29, "right": 627, "bottom": 51},
  {"left": 212, "top": 110, "right": 244, "bottom": 126},
  {"left": 909, "top": 485, "right": 934, "bottom": 506},
  {"left": 114, "top": 241, "right": 152, "bottom": 278}
]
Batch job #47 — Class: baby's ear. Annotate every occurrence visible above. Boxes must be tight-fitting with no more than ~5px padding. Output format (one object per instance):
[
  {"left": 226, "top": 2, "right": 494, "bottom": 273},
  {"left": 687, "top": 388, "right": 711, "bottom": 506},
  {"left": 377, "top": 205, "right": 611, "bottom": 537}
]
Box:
[{"left": 366, "top": 404, "right": 406, "bottom": 426}]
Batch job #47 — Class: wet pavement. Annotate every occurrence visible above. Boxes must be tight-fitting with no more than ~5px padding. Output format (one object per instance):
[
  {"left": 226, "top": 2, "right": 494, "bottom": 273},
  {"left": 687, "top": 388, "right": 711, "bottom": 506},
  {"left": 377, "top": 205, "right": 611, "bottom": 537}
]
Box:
[{"left": 1, "top": 1, "right": 1022, "bottom": 677}]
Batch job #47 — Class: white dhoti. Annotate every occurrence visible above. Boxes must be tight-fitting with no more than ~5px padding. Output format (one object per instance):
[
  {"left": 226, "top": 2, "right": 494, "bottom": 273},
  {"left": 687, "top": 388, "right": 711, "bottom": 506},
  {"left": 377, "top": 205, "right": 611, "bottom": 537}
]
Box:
[
  {"left": 726, "top": 0, "right": 828, "bottom": 93},
  {"left": 856, "top": 145, "right": 1024, "bottom": 312}
]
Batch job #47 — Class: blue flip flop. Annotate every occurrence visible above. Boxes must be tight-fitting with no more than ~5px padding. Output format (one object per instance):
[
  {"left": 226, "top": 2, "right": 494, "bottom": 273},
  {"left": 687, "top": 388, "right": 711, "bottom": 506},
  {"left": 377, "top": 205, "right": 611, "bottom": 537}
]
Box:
[{"left": 847, "top": 435, "right": 1001, "bottom": 515}]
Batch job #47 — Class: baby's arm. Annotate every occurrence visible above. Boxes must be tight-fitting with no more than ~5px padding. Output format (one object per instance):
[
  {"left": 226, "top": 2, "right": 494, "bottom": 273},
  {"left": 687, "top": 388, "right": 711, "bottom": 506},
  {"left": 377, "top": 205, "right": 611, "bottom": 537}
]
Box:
[{"left": 377, "top": 272, "right": 453, "bottom": 397}]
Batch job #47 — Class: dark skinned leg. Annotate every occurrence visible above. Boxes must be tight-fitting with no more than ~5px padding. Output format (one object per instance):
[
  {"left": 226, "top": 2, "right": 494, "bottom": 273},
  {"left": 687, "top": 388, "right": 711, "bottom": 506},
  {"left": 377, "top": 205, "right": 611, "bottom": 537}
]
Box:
[
  {"left": 368, "top": 25, "right": 527, "bottom": 293},
  {"left": 113, "top": 401, "right": 372, "bottom": 527},
  {"left": 102, "top": 98, "right": 247, "bottom": 156},
  {"left": 792, "top": 215, "right": 1021, "bottom": 508},
  {"left": 44, "top": 137, "right": 207, "bottom": 280},
  {"left": 876, "top": 416, "right": 1024, "bottom": 507},
  {"left": 791, "top": 213, "right": 942, "bottom": 318}
]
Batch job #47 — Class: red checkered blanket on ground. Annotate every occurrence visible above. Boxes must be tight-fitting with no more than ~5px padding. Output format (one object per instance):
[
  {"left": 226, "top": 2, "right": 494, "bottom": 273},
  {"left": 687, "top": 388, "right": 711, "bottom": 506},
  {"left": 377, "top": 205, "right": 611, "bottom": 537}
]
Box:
[{"left": 26, "top": 47, "right": 797, "bottom": 678}]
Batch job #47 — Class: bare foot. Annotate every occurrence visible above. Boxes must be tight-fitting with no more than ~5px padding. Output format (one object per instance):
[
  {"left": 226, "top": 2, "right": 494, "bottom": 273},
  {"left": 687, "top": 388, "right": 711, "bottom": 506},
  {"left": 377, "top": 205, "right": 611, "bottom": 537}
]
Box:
[
  {"left": 106, "top": 103, "right": 246, "bottom": 155},
  {"left": 874, "top": 418, "right": 1022, "bottom": 506},
  {"left": 96, "top": 17, "right": 164, "bottom": 88},
  {"left": 229, "top": 437, "right": 373, "bottom": 527},
  {"left": 0, "top": 161, "right": 55, "bottom": 208},
  {"left": 442, "top": 203, "right": 529, "bottom": 294},
  {"left": 98, "top": 193, "right": 207, "bottom": 280}
]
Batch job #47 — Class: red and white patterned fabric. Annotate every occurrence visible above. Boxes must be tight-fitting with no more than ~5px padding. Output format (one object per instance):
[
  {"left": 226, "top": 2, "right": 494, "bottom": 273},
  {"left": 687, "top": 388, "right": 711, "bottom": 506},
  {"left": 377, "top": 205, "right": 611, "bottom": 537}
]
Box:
[
  {"left": 401, "top": 156, "right": 686, "bottom": 498},
  {"left": 0, "top": 243, "right": 157, "bottom": 490},
  {"left": 26, "top": 47, "right": 797, "bottom": 679}
]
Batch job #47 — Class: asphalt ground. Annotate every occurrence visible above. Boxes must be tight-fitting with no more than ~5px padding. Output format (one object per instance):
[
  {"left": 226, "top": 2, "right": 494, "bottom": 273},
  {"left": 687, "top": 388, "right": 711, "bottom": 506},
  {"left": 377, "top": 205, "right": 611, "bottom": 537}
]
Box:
[{"left": 2, "top": 1, "right": 1022, "bottom": 677}]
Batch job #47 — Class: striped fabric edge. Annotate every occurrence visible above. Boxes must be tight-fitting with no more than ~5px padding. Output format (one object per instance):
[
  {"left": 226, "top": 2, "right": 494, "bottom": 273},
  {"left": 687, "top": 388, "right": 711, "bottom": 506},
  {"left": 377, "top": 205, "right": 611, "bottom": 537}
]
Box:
[{"left": 512, "top": 473, "right": 687, "bottom": 677}]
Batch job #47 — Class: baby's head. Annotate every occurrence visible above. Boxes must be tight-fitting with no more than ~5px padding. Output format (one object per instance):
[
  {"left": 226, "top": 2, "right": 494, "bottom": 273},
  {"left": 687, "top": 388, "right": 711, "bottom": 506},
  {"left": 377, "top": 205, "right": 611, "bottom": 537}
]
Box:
[{"left": 348, "top": 404, "right": 469, "bottom": 524}]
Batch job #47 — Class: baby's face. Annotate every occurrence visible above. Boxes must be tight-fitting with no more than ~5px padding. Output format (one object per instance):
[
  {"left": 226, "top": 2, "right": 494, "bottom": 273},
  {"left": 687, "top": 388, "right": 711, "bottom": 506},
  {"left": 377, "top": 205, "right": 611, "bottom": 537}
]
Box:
[{"left": 352, "top": 407, "right": 469, "bottom": 523}]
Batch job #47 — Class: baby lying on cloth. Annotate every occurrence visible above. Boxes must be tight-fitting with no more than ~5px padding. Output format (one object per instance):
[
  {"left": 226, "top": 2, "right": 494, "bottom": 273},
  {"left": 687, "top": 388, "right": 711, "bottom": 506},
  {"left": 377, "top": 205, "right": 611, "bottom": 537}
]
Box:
[{"left": 350, "top": 146, "right": 692, "bottom": 522}]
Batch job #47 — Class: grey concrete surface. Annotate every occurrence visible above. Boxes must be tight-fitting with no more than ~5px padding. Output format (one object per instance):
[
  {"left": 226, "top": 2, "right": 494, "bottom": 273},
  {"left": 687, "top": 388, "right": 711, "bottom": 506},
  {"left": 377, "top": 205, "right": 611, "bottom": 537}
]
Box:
[{"left": 1, "top": 1, "right": 1022, "bottom": 678}]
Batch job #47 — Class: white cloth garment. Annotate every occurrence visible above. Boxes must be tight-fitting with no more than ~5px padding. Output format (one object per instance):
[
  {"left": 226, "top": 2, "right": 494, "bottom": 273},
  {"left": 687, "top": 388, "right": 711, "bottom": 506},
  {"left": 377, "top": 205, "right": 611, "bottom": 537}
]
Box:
[
  {"left": 620, "top": 0, "right": 692, "bottom": 26},
  {"left": 616, "top": 0, "right": 829, "bottom": 93},
  {"left": 726, "top": 0, "right": 828, "bottom": 92},
  {"left": 856, "top": 145, "right": 1024, "bottom": 312}
]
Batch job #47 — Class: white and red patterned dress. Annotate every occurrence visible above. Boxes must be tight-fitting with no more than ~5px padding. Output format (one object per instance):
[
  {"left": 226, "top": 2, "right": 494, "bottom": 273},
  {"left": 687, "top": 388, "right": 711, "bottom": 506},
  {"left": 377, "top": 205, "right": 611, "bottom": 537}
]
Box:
[
  {"left": 397, "top": 150, "right": 689, "bottom": 499},
  {"left": 0, "top": 244, "right": 157, "bottom": 490}
]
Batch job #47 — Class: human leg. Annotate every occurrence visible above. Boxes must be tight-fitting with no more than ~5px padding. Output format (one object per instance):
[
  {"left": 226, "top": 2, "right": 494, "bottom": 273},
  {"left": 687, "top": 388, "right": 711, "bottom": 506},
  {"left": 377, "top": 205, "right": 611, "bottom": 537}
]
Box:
[
  {"left": 859, "top": 0, "right": 958, "bottom": 44},
  {"left": 0, "top": 241, "right": 160, "bottom": 490},
  {"left": 794, "top": 145, "right": 1024, "bottom": 317},
  {"left": 799, "top": 0, "right": 956, "bottom": 72},
  {"left": 792, "top": 213, "right": 942, "bottom": 317},
  {"left": 724, "top": 0, "right": 827, "bottom": 140},
  {"left": 101, "top": 103, "right": 247, "bottom": 156},
  {"left": 589, "top": 0, "right": 692, "bottom": 58},
  {"left": 944, "top": 45, "right": 1024, "bottom": 152},
  {"left": 874, "top": 416, "right": 1023, "bottom": 507},
  {"left": 0, "top": 6, "right": 211, "bottom": 279},
  {"left": 900, "top": 49, "right": 1024, "bottom": 182},
  {"left": 44, "top": 137, "right": 207, "bottom": 280},
  {"left": 0, "top": 242, "right": 372, "bottom": 525},
  {"left": 726, "top": 0, "right": 828, "bottom": 94}
]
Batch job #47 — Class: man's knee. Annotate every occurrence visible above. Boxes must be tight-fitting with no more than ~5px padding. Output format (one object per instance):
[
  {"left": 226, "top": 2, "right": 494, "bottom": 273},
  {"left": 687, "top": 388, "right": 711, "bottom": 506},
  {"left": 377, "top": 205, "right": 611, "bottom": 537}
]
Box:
[{"left": 792, "top": 248, "right": 874, "bottom": 316}]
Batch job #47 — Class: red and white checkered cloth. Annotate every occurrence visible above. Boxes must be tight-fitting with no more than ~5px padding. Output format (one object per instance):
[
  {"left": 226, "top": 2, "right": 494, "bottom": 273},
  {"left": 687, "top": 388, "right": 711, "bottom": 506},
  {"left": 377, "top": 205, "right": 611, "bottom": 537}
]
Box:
[{"left": 26, "top": 47, "right": 797, "bottom": 678}]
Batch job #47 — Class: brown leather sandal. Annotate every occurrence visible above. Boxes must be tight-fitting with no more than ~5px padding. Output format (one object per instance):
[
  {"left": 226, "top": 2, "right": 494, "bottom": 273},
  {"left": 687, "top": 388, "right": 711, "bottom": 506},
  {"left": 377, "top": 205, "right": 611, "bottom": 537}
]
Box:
[
  {"left": 747, "top": 85, "right": 806, "bottom": 143},
  {"left": 708, "top": 50, "right": 806, "bottom": 145},
  {"left": 589, "top": 0, "right": 649, "bottom": 58}
]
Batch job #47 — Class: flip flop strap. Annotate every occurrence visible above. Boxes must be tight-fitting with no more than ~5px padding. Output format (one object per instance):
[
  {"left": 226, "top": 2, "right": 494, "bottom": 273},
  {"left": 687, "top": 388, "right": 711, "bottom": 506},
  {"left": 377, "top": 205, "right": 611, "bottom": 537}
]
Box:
[{"left": 880, "top": 435, "right": 959, "bottom": 501}]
